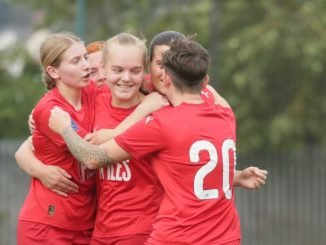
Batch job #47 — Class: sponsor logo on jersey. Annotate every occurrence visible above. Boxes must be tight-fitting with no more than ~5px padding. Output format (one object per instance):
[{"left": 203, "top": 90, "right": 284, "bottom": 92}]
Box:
[
  {"left": 201, "top": 90, "right": 209, "bottom": 99},
  {"left": 145, "top": 116, "right": 154, "bottom": 124}
]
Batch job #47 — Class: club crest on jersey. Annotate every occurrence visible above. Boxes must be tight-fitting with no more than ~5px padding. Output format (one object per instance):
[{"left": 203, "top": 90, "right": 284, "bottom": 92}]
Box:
[
  {"left": 71, "top": 119, "right": 79, "bottom": 131},
  {"left": 48, "top": 205, "right": 55, "bottom": 215}
]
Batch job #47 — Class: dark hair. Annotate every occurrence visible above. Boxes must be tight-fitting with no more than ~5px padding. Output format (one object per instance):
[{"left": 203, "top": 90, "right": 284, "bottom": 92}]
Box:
[
  {"left": 149, "top": 31, "right": 185, "bottom": 62},
  {"left": 163, "top": 37, "right": 210, "bottom": 93}
]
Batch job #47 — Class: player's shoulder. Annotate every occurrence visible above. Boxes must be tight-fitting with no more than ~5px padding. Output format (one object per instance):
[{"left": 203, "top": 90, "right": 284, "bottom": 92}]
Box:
[
  {"left": 201, "top": 87, "right": 215, "bottom": 104},
  {"left": 144, "top": 106, "right": 174, "bottom": 126},
  {"left": 80, "top": 81, "right": 102, "bottom": 100},
  {"left": 33, "top": 90, "right": 68, "bottom": 118},
  {"left": 95, "top": 89, "right": 111, "bottom": 103},
  {"left": 212, "top": 103, "right": 236, "bottom": 126},
  {"left": 152, "top": 105, "right": 174, "bottom": 117}
]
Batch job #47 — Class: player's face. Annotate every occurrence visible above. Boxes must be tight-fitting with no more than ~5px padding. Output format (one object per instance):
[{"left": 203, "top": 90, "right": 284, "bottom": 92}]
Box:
[
  {"left": 88, "top": 50, "right": 107, "bottom": 87},
  {"left": 149, "top": 45, "right": 170, "bottom": 94},
  {"left": 54, "top": 42, "right": 90, "bottom": 89},
  {"left": 104, "top": 44, "right": 145, "bottom": 107}
]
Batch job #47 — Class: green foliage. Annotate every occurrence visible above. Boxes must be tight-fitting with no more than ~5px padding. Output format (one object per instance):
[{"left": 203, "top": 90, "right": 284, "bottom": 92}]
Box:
[
  {"left": 0, "top": 41, "right": 44, "bottom": 138},
  {"left": 0, "top": 72, "right": 44, "bottom": 138},
  {"left": 3, "top": 0, "right": 325, "bottom": 154},
  {"left": 218, "top": 0, "right": 326, "bottom": 153}
]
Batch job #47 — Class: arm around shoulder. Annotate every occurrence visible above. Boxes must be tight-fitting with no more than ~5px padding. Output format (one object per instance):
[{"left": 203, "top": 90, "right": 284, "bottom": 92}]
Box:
[
  {"left": 15, "top": 137, "right": 44, "bottom": 178},
  {"left": 15, "top": 136, "right": 78, "bottom": 196},
  {"left": 206, "top": 85, "right": 231, "bottom": 108}
]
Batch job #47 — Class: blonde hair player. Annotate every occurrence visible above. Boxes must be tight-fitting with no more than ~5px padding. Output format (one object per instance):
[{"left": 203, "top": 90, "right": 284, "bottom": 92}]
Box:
[{"left": 16, "top": 32, "right": 97, "bottom": 244}]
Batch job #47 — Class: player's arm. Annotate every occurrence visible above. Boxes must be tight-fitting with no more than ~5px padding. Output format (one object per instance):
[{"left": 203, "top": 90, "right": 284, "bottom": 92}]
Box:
[
  {"left": 234, "top": 167, "right": 268, "bottom": 189},
  {"left": 85, "top": 92, "right": 169, "bottom": 144},
  {"left": 206, "top": 85, "right": 231, "bottom": 108},
  {"left": 28, "top": 109, "right": 35, "bottom": 134},
  {"left": 15, "top": 137, "right": 79, "bottom": 196},
  {"left": 49, "top": 107, "right": 130, "bottom": 169}
]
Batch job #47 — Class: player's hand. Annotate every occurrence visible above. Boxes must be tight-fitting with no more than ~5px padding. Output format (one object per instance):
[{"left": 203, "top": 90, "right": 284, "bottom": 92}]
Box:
[
  {"left": 28, "top": 109, "right": 35, "bottom": 134},
  {"left": 136, "top": 92, "right": 170, "bottom": 116},
  {"left": 49, "top": 106, "right": 71, "bottom": 134},
  {"left": 235, "top": 166, "right": 268, "bottom": 189},
  {"left": 38, "top": 164, "right": 79, "bottom": 197},
  {"left": 85, "top": 129, "right": 115, "bottom": 145}
]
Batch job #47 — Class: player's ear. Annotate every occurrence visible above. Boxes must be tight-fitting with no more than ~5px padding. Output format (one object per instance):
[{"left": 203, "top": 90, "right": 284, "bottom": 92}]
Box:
[
  {"left": 202, "top": 75, "right": 209, "bottom": 89},
  {"left": 46, "top": 66, "right": 60, "bottom": 80}
]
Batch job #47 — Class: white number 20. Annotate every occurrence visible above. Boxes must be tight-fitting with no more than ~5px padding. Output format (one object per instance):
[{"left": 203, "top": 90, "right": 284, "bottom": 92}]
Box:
[{"left": 189, "top": 139, "right": 236, "bottom": 200}]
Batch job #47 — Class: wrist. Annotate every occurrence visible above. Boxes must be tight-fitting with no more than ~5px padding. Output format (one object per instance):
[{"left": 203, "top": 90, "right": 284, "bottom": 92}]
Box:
[
  {"left": 135, "top": 103, "right": 151, "bottom": 118},
  {"left": 233, "top": 170, "right": 241, "bottom": 187},
  {"left": 32, "top": 161, "right": 47, "bottom": 179},
  {"left": 129, "top": 107, "right": 149, "bottom": 123}
]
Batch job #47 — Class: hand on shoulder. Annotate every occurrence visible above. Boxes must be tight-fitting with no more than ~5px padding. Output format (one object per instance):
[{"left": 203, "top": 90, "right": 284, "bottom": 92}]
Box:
[{"left": 206, "top": 85, "right": 231, "bottom": 109}]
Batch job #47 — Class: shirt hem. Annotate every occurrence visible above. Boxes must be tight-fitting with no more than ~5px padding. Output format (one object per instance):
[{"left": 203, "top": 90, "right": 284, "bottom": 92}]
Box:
[{"left": 18, "top": 217, "right": 94, "bottom": 231}]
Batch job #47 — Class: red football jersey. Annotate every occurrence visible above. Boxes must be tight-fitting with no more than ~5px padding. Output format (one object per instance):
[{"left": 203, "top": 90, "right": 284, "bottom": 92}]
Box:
[
  {"left": 92, "top": 92, "right": 164, "bottom": 238},
  {"left": 201, "top": 87, "right": 215, "bottom": 104},
  {"left": 18, "top": 83, "right": 98, "bottom": 230},
  {"left": 115, "top": 102, "right": 241, "bottom": 244}
]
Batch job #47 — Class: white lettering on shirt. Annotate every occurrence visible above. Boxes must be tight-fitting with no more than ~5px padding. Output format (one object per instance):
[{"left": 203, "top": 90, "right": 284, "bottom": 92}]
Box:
[
  {"left": 99, "top": 160, "right": 131, "bottom": 181},
  {"left": 78, "top": 162, "right": 96, "bottom": 182}
]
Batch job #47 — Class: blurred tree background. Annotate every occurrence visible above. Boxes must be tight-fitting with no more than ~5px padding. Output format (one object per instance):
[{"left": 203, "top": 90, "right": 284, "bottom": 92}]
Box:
[{"left": 1, "top": 0, "right": 325, "bottom": 155}]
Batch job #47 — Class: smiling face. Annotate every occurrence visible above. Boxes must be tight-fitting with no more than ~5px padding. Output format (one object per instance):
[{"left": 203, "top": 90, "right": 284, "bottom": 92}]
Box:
[
  {"left": 47, "top": 42, "right": 90, "bottom": 90},
  {"left": 104, "top": 43, "right": 145, "bottom": 107},
  {"left": 149, "top": 45, "right": 170, "bottom": 94}
]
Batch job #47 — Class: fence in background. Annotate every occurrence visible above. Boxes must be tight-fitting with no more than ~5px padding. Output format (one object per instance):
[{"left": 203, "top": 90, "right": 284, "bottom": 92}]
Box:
[
  {"left": 236, "top": 149, "right": 326, "bottom": 245},
  {"left": 1, "top": 139, "right": 325, "bottom": 245},
  {"left": 0, "top": 139, "right": 29, "bottom": 245}
]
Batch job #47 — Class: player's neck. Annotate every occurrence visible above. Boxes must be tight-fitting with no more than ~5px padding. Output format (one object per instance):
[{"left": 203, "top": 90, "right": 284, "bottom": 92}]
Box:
[
  {"left": 169, "top": 92, "right": 203, "bottom": 106},
  {"left": 57, "top": 85, "right": 82, "bottom": 110},
  {"left": 111, "top": 92, "right": 144, "bottom": 108}
]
